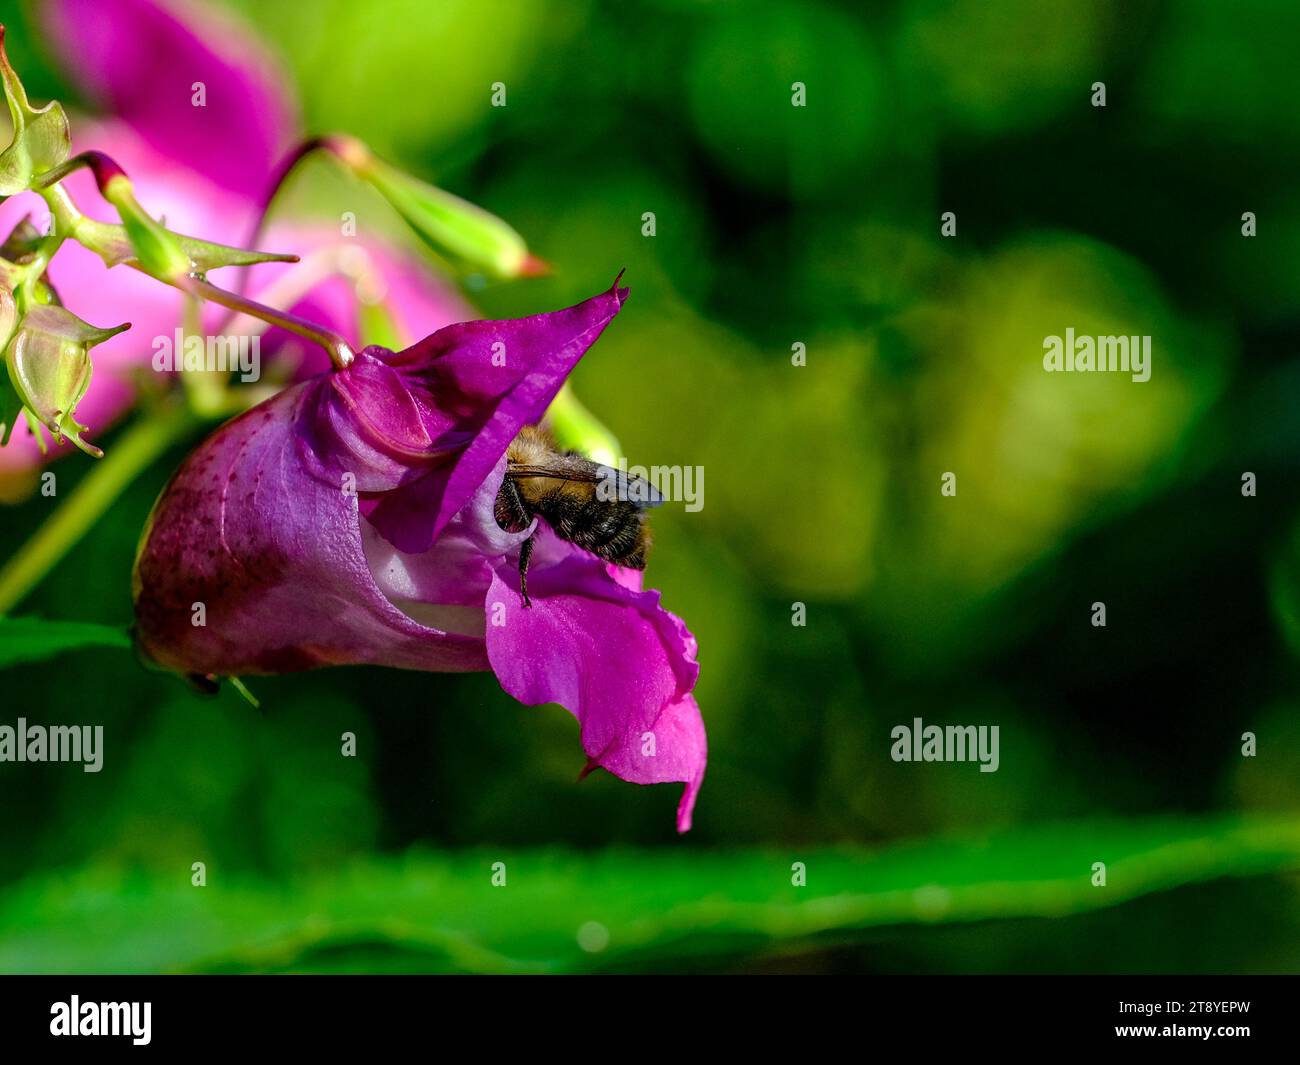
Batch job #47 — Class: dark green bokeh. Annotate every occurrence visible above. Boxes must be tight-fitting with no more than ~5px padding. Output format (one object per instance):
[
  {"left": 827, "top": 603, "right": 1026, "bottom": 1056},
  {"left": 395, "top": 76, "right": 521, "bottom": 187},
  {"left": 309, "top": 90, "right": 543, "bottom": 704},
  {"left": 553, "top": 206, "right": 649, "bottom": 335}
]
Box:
[{"left": 1, "top": 0, "right": 1298, "bottom": 973}]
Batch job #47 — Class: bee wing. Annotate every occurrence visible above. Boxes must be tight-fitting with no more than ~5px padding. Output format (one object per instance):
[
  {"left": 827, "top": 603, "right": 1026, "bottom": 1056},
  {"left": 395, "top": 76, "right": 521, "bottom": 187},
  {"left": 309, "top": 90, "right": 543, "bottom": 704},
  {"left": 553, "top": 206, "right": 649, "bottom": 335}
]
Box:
[
  {"left": 595, "top": 463, "right": 665, "bottom": 508},
  {"left": 505, "top": 461, "right": 603, "bottom": 482},
  {"left": 506, "top": 459, "right": 665, "bottom": 508}
]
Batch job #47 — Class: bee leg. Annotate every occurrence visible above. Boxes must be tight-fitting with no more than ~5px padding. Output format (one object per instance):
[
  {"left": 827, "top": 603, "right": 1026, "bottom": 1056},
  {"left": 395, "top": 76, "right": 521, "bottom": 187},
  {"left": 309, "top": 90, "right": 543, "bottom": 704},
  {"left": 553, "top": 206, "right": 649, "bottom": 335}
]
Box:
[{"left": 518, "top": 533, "right": 535, "bottom": 608}]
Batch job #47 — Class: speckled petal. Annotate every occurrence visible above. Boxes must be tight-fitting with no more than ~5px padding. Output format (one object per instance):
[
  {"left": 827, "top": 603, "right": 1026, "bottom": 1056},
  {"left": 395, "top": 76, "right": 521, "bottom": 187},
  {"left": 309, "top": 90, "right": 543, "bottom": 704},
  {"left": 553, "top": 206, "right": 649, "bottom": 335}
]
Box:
[
  {"left": 132, "top": 376, "right": 487, "bottom": 675},
  {"left": 484, "top": 528, "right": 705, "bottom": 832}
]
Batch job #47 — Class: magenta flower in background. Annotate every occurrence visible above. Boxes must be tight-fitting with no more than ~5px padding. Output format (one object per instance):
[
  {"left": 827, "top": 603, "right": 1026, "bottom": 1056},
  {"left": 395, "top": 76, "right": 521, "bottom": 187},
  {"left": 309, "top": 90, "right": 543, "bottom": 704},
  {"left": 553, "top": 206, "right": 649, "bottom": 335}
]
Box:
[
  {"left": 0, "top": 0, "right": 468, "bottom": 490},
  {"left": 133, "top": 282, "right": 708, "bottom": 831}
]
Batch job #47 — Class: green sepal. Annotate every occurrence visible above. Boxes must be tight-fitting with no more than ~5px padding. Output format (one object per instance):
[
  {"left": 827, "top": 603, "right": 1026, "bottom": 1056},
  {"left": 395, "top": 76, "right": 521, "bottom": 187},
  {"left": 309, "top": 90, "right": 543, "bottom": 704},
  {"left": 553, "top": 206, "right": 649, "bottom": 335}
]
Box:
[
  {"left": 3, "top": 303, "right": 129, "bottom": 457},
  {"left": 0, "top": 214, "right": 45, "bottom": 260},
  {"left": 0, "top": 27, "right": 70, "bottom": 195}
]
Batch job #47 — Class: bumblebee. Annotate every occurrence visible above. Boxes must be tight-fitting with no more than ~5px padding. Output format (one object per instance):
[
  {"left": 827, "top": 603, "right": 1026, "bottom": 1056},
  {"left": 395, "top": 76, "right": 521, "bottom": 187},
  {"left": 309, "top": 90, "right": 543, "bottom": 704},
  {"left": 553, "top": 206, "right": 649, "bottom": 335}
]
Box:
[{"left": 495, "top": 425, "right": 662, "bottom": 605}]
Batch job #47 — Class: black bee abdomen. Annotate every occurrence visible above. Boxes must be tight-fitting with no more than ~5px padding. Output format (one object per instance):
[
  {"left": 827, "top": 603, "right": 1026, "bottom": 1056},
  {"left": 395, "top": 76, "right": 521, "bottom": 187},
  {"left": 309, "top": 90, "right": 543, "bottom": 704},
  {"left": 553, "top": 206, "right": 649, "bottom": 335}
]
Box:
[
  {"left": 543, "top": 491, "right": 647, "bottom": 568},
  {"left": 499, "top": 439, "right": 652, "bottom": 570}
]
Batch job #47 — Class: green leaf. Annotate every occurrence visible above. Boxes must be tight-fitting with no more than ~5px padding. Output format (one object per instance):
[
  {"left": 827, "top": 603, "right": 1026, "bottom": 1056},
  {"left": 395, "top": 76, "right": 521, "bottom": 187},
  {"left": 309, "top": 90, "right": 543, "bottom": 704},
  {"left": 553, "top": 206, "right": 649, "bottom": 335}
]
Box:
[
  {"left": 0, "top": 813, "right": 1295, "bottom": 973},
  {"left": 0, "top": 616, "right": 131, "bottom": 667},
  {"left": 0, "top": 360, "right": 21, "bottom": 447},
  {"left": 357, "top": 294, "right": 403, "bottom": 350}
]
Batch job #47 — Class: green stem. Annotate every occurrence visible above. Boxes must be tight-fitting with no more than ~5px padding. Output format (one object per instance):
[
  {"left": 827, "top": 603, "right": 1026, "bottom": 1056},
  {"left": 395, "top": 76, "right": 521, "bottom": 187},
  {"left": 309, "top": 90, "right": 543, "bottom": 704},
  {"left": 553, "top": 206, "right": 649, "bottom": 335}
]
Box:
[
  {"left": 178, "top": 291, "right": 228, "bottom": 416},
  {"left": 38, "top": 182, "right": 84, "bottom": 241},
  {"left": 183, "top": 275, "right": 355, "bottom": 369},
  {"left": 0, "top": 403, "right": 196, "bottom": 615},
  {"left": 237, "top": 136, "right": 335, "bottom": 297},
  {"left": 14, "top": 232, "right": 66, "bottom": 310},
  {"left": 40, "top": 180, "right": 356, "bottom": 369}
]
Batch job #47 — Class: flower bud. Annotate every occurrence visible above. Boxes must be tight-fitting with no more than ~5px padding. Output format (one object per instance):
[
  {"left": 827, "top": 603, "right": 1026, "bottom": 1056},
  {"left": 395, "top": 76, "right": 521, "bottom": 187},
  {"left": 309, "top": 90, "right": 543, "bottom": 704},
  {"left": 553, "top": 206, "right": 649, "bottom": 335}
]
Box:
[
  {"left": 3, "top": 303, "right": 128, "bottom": 456},
  {"left": 72, "top": 213, "right": 297, "bottom": 274},
  {"left": 324, "top": 135, "right": 547, "bottom": 280},
  {"left": 99, "top": 172, "right": 194, "bottom": 284}
]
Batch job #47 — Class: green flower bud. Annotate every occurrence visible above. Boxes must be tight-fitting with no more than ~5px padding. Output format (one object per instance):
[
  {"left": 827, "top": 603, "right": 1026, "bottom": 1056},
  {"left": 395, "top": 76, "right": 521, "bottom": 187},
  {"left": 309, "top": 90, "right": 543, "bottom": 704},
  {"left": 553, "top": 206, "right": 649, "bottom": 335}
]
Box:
[
  {"left": 99, "top": 173, "right": 194, "bottom": 284},
  {"left": 325, "top": 135, "right": 546, "bottom": 280},
  {"left": 37, "top": 155, "right": 297, "bottom": 276},
  {"left": 72, "top": 214, "right": 297, "bottom": 274},
  {"left": 3, "top": 303, "right": 128, "bottom": 457}
]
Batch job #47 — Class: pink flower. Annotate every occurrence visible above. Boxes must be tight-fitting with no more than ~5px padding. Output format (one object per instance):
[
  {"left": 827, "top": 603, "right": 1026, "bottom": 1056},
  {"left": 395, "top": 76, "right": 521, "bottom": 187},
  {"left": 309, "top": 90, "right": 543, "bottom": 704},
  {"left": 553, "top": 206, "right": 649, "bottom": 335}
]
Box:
[
  {"left": 132, "top": 283, "right": 707, "bottom": 831},
  {"left": 0, "top": 0, "right": 468, "bottom": 486}
]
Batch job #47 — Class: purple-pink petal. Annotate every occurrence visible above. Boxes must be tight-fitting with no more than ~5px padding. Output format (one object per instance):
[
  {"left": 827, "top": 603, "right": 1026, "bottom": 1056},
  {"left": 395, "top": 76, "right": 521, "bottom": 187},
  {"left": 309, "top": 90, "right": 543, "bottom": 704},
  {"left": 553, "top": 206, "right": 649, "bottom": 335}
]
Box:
[
  {"left": 365, "top": 280, "right": 629, "bottom": 552},
  {"left": 43, "top": 0, "right": 296, "bottom": 199},
  {"left": 133, "top": 285, "right": 629, "bottom": 673},
  {"left": 132, "top": 378, "right": 488, "bottom": 676},
  {"left": 484, "top": 530, "right": 705, "bottom": 833}
]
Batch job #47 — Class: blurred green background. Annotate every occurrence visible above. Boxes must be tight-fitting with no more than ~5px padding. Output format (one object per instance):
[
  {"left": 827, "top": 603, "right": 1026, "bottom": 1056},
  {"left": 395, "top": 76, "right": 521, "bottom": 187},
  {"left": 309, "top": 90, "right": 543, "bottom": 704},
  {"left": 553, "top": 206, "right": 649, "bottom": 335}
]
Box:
[{"left": 1, "top": 0, "right": 1299, "bottom": 973}]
